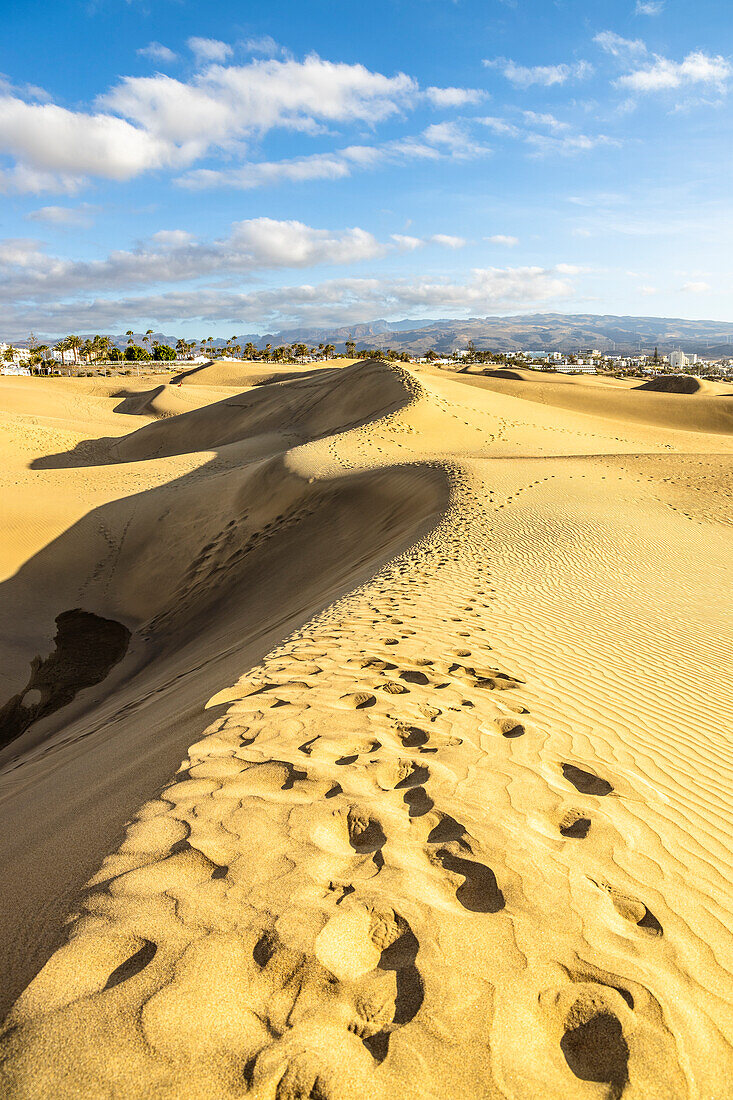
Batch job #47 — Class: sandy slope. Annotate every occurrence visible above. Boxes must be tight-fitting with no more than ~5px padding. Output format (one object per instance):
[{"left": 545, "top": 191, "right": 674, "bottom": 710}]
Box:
[{"left": 0, "top": 361, "right": 732, "bottom": 1098}]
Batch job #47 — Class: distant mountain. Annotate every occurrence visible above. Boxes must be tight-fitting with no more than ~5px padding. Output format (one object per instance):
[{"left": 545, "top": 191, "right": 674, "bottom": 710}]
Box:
[
  {"left": 15, "top": 314, "right": 733, "bottom": 357},
  {"left": 250, "top": 314, "right": 733, "bottom": 356}
]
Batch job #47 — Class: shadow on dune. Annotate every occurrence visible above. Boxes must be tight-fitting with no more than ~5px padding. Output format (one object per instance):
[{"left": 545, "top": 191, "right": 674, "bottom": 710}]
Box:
[
  {"left": 481, "top": 368, "right": 525, "bottom": 381},
  {"left": 170, "top": 359, "right": 213, "bottom": 384},
  {"left": 31, "top": 361, "right": 410, "bottom": 470},
  {"left": 111, "top": 386, "right": 167, "bottom": 416},
  {"left": 0, "top": 359, "right": 448, "bottom": 1020},
  {"left": 636, "top": 375, "right": 702, "bottom": 394}
]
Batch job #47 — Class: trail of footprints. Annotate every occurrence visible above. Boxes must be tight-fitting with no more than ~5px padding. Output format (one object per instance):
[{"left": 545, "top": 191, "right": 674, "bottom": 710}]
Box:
[{"left": 0, "top": 468, "right": 696, "bottom": 1097}]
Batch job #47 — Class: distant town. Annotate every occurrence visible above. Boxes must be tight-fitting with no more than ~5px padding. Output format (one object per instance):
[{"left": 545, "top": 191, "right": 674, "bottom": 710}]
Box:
[{"left": 2, "top": 330, "right": 732, "bottom": 381}]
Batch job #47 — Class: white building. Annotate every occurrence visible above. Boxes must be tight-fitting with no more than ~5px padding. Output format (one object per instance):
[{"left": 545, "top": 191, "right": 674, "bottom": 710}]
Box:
[{"left": 669, "top": 349, "right": 688, "bottom": 370}]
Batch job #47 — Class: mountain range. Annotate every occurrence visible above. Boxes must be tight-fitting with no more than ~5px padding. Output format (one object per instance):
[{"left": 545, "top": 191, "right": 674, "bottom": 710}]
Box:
[{"left": 21, "top": 313, "right": 733, "bottom": 358}]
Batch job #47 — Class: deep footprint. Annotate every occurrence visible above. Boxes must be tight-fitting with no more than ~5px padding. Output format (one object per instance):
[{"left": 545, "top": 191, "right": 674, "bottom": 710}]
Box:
[
  {"left": 435, "top": 849, "right": 505, "bottom": 913},
  {"left": 562, "top": 764, "right": 613, "bottom": 796}
]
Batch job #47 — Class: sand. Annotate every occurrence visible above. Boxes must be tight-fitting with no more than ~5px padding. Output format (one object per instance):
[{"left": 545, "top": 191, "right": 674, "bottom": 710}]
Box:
[{"left": 0, "top": 360, "right": 732, "bottom": 1098}]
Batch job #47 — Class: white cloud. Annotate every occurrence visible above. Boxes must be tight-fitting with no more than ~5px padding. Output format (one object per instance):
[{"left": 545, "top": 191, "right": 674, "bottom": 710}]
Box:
[
  {"left": 681, "top": 281, "right": 710, "bottom": 293},
  {"left": 101, "top": 56, "right": 418, "bottom": 149},
  {"left": 522, "top": 110, "right": 570, "bottom": 132},
  {"left": 635, "top": 1, "right": 664, "bottom": 14},
  {"left": 477, "top": 116, "right": 521, "bottom": 137},
  {"left": 639, "top": 285, "right": 658, "bottom": 294},
  {"left": 137, "top": 42, "right": 178, "bottom": 64},
  {"left": 485, "top": 57, "right": 593, "bottom": 87},
  {"left": 593, "top": 32, "right": 647, "bottom": 58},
  {"left": 187, "top": 37, "right": 233, "bottom": 65},
  {"left": 0, "top": 219, "right": 481, "bottom": 307},
  {"left": 0, "top": 54, "right": 423, "bottom": 193},
  {"left": 391, "top": 233, "right": 423, "bottom": 250},
  {"left": 25, "top": 203, "right": 96, "bottom": 227},
  {"left": 240, "top": 36, "right": 285, "bottom": 57},
  {"left": 526, "top": 131, "right": 616, "bottom": 155},
  {"left": 0, "top": 95, "right": 178, "bottom": 188},
  {"left": 425, "top": 85, "right": 485, "bottom": 107},
  {"left": 178, "top": 123, "right": 489, "bottom": 191},
  {"left": 0, "top": 218, "right": 393, "bottom": 301},
  {"left": 618, "top": 51, "right": 731, "bottom": 93},
  {"left": 487, "top": 234, "right": 519, "bottom": 246},
  {"left": 422, "top": 121, "right": 487, "bottom": 158},
  {"left": 430, "top": 233, "right": 466, "bottom": 249},
  {"left": 0, "top": 266, "right": 576, "bottom": 335}
]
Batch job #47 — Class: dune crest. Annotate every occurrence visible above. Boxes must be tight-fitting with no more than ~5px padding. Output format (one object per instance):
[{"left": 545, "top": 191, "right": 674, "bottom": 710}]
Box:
[{"left": 1, "top": 359, "right": 732, "bottom": 1097}]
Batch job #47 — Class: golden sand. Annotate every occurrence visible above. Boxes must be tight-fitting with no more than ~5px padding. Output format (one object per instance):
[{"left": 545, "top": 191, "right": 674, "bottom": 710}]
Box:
[{"left": 0, "top": 359, "right": 732, "bottom": 1097}]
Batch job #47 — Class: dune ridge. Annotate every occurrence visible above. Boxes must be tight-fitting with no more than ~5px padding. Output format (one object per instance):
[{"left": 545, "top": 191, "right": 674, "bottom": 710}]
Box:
[{"left": 1, "top": 359, "right": 732, "bottom": 1097}]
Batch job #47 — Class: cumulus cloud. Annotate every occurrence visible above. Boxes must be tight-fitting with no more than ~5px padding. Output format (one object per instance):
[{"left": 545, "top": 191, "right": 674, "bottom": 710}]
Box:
[
  {"left": 0, "top": 95, "right": 178, "bottom": 189},
  {"left": 526, "top": 131, "right": 616, "bottom": 155},
  {"left": 0, "top": 218, "right": 391, "bottom": 301},
  {"left": 137, "top": 43, "right": 178, "bottom": 64},
  {"left": 187, "top": 37, "right": 233, "bottom": 65},
  {"left": 485, "top": 57, "right": 593, "bottom": 87},
  {"left": 430, "top": 233, "right": 466, "bottom": 249},
  {"left": 487, "top": 234, "right": 519, "bottom": 246},
  {"left": 635, "top": 1, "right": 664, "bottom": 13},
  {"left": 0, "top": 54, "right": 423, "bottom": 193},
  {"left": 522, "top": 111, "right": 570, "bottom": 132},
  {"left": 681, "top": 281, "right": 710, "bottom": 293},
  {"left": 177, "top": 123, "right": 489, "bottom": 190},
  {"left": 0, "top": 266, "right": 576, "bottom": 335},
  {"left": 593, "top": 32, "right": 647, "bottom": 58},
  {"left": 425, "top": 85, "right": 485, "bottom": 107},
  {"left": 101, "top": 56, "right": 418, "bottom": 148},
  {"left": 618, "top": 51, "right": 731, "bottom": 93},
  {"left": 390, "top": 234, "right": 423, "bottom": 250},
  {"left": 240, "top": 35, "right": 285, "bottom": 57},
  {"left": 25, "top": 203, "right": 96, "bottom": 227},
  {"left": 477, "top": 116, "right": 521, "bottom": 137},
  {"left": 0, "top": 217, "right": 478, "bottom": 305}
]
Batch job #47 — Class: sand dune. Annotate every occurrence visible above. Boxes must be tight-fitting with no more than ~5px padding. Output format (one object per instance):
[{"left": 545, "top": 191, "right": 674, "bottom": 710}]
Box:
[{"left": 1, "top": 360, "right": 732, "bottom": 1097}]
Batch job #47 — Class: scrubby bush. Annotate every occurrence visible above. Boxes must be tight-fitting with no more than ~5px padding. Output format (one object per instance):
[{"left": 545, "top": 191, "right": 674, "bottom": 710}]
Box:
[
  {"left": 153, "top": 344, "right": 176, "bottom": 361},
  {"left": 125, "top": 344, "right": 152, "bottom": 361}
]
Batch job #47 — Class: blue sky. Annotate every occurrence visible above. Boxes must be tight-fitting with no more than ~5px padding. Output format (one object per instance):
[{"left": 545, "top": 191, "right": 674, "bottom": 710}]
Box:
[{"left": 1, "top": 0, "right": 731, "bottom": 338}]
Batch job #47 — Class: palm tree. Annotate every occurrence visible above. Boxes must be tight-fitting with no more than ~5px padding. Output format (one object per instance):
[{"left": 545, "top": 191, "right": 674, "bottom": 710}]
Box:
[
  {"left": 53, "top": 340, "right": 67, "bottom": 370},
  {"left": 345, "top": 340, "right": 356, "bottom": 359},
  {"left": 125, "top": 330, "right": 134, "bottom": 347},
  {"left": 67, "top": 335, "right": 81, "bottom": 372},
  {"left": 143, "top": 329, "right": 154, "bottom": 358},
  {"left": 323, "top": 344, "right": 335, "bottom": 360}
]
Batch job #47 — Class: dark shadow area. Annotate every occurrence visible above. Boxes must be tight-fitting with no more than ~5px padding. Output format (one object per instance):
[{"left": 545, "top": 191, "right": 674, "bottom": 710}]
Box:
[
  {"left": 562, "top": 764, "right": 614, "bottom": 796},
  {"left": 112, "top": 385, "right": 165, "bottom": 415},
  {"left": 103, "top": 940, "right": 157, "bottom": 990},
  {"left": 0, "top": 611, "right": 130, "bottom": 751},
  {"left": 636, "top": 374, "right": 701, "bottom": 393},
  {"left": 170, "top": 359, "right": 213, "bottom": 384},
  {"left": 560, "top": 1012, "right": 629, "bottom": 1096},
  {"left": 435, "top": 849, "right": 505, "bottom": 913}
]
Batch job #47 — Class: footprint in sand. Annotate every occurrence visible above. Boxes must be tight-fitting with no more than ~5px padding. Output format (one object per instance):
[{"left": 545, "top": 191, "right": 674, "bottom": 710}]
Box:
[
  {"left": 432, "top": 847, "right": 505, "bottom": 913},
  {"left": 559, "top": 809, "right": 591, "bottom": 838},
  {"left": 339, "top": 692, "right": 377, "bottom": 710},
  {"left": 590, "top": 880, "right": 663, "bottom": 936},
  {"left": 562, "top": 764, "right": 613, "bottom": 796}
]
